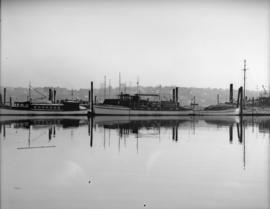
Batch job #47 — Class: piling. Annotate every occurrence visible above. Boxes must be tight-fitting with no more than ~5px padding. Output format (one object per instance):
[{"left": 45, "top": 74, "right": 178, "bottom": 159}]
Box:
[
  {"left": 175, "top": 87, "right": 179, "bottom": 106},
  {"left": 3, "top": 88, "right": 6, "bottom": 105},
  {"left": 230, "top": 84, "right": 233, "bottom": 103},
  {"left": 236, "top": 87, "right": 243, "bottom": 116},
  {"left": 91, "top": 81, "right": 94, "bottom": 114},
  {"left": 239, "top": 87, "right": 243, "bottom": 116},
  {"left": 88, "top": 90, "right": 91, "bottom": 108},
  {"left": 53, "top": 89, "right": 56, "bottom": 103}
]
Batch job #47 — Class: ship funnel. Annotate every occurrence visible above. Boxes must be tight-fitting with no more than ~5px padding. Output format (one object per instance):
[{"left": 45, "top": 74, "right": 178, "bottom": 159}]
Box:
[
  {"left": 49, "top": 89, "right": 52, "bottom": 102},
  {"left": 3, "top": 88, "right": 6, "bottom": 105}
]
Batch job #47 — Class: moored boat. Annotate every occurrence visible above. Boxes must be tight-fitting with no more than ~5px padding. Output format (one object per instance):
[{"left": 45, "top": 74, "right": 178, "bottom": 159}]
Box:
[
  {"left": 0, "top": 87, "right": 88, "bottom": 116},
  {"left": 93, "top": 92, "right": 193, "bottom": 116},
  {"left": 196, "top": 103, "right": 240, "bottom": 116},
  {"left": 195, "top": 84, "right": 242, "bottom": 116},
  {"left": 0, "top": 100, "right": 88, "bottom": 116}
]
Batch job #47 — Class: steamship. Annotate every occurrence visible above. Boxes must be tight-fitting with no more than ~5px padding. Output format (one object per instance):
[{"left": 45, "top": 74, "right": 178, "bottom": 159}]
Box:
[
  {"left": 94, "top": 85, "right": 242, "bottom": 116},
  {"left": 0, "top": 88, "right": 88, "bottom": 116},
  {"left": 94, "top": 87, "right": 193, "bottom": 116},
  {"left": 196, "top": 85, "right": 242, "bottom": 116}
]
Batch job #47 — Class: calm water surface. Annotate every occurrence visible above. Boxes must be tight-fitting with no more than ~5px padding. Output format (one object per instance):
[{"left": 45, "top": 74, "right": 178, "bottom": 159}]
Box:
[{"left": 1, "top": 116, "right": 269, "bottom": 209}]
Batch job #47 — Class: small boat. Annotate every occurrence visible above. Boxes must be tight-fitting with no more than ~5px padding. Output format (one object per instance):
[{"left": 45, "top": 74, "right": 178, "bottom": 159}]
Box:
[{"left": 93, "top": 93, "right": 193, "bottom": 116}]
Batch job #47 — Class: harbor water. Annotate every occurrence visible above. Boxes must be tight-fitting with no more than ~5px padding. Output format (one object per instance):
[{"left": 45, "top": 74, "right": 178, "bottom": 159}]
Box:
[{"left": 1, "top": 116, "right": 269, "bottom": 209}]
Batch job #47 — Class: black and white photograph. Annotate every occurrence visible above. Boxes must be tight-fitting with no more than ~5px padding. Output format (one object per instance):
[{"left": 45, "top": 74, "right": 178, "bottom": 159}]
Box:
[{"left": 0, "top": 0, "right": 269, "bottom": 208}]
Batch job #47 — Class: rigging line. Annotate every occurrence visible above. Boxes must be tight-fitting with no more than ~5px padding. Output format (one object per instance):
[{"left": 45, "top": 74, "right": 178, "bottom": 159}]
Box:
[{"left": 32, "top": 87, "right": 47, "bottom": 98}]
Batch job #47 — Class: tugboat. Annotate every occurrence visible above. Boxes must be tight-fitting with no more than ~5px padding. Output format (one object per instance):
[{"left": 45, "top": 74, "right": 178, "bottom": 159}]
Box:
[
  {"left": 94, "top": 87, "right": 193, "bottom": 116},
  {"left": 197, "top": 84, "right": 241, "bottom": 116},
  {"left": 0, "top": 86, "right": 88, "bottom": 116}
]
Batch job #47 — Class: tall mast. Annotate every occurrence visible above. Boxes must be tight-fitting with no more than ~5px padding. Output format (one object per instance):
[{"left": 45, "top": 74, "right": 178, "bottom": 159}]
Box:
[
  {"left": 159, "top": 85, "right": 161, "bottom": 101},
  {"left": 104, "top": 75, "right": 106, "bottom": 100},
  {"left": 28, "top": 82, "right": 31, "bottom": 102},
  {"left": 119, "top": 72, "right": 121, "bottom": 95},
  {"left": 136, "top": 77, "right": 139, "bottom": 94},
  {"left": 109, "top": 79, "right": 111, "bottom": 99}
]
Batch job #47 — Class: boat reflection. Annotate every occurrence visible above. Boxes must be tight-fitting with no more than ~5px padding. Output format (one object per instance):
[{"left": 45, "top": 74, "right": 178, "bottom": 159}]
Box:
[
  {"left": 1, "top": 116, "right": 269, "bottom": 154},
  {"left": 0, "top": 117, "right": 88, "bottom": 149},
  {"left": 1, "top": 116, "right": 270, "bottom": 142},
  {"left": 94, "top": 116, "right": 242, "bottom": 140}
]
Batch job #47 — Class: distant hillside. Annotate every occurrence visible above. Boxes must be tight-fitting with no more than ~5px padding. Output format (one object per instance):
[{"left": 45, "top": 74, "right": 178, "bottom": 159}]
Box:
[{"left": 0, "top": 85, "right": 259, "bottom": 107}]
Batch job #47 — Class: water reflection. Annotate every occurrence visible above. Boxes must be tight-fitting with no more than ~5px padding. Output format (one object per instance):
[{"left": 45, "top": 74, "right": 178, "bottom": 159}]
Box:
[
  {"left": 1, "top": 116, "right": 270, "bottom": 146},
  {"left": 1, "top": 116, "right": 267, "bottom": 170},
  {"left": 0, "top": 116, "right": 269, "bottom": 209},
  {"left": 0, "top": 116, "right": 263, "bottom": 167},
  {"left": 94, "top": 116, "right": 246, "bottom": 142},
  {"left": 0, "top": 117, "right": 88, "bottom": 149}
]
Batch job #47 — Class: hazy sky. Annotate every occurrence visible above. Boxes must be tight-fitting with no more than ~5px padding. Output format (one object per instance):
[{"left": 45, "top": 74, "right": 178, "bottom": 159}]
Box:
[{"left": 1, "top": 0, "right": 269, "bottom": 90}]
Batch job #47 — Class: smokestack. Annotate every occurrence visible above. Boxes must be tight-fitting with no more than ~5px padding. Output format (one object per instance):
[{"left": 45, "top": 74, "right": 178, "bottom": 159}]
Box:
[
  {"left": 4, "top": 88, "right": 6, "bottom": 105},
  {"left": 230, "top": 83, "right": 233, "bottom": 103},
  {"left": 53, "top": 89, "right": 56, "bottom": 103},
  {"left": 0, "top": 93, "right": 2, "bottom": 104},
  {"left": 175, "top": 87, "right": 179, "bottom": 105},
  {"left": 49, "top": 89, "right": 52, "bottom": 102},
  {"left": 172, "top": 89, "right": 175, "bottom": 103}
]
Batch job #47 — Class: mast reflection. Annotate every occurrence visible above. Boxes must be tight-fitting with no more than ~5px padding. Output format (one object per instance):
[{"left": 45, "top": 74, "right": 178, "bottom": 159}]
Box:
[{"left": 0, "top": 118, "right": 88, "bottom": 150}]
